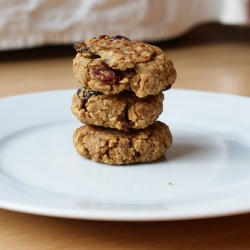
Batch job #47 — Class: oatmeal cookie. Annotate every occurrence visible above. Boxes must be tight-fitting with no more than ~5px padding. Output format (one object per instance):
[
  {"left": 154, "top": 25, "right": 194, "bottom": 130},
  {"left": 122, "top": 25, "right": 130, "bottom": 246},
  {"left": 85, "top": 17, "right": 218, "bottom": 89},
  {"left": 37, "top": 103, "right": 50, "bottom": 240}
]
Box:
[
  {"left": 73, "top": 121, "right": 172, "bottom": 165},
  {"left": 71, "top": 87, "right": 164, "bottom": 131},
  {"left": 73, "top": 35, "right": 176, "bottom": 97}
]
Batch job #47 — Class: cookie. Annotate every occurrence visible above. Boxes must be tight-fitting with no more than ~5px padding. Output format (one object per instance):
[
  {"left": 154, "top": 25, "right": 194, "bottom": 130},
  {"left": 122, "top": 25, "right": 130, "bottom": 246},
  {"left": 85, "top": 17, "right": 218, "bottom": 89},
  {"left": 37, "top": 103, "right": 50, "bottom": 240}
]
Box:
[
  {"left": 71, "top": 87, "right": 164, "bottom": 131},
  {"left": 73, "top": 35, "right": 176, "bottom": 97},
  {"left": 73, "top": 121, "right": 172, "bottom": 165}
]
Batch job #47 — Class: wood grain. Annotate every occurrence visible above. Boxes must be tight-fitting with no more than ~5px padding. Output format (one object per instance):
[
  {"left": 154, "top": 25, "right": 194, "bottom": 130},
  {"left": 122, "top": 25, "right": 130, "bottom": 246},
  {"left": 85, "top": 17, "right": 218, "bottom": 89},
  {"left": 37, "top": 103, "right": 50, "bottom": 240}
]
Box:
[
  {"left": 0, "top": 209, "right": 250, "bottom": 250},
  {"left": 0, "top": 23, "right": 249, "bottom": 249},
  {"left": 0, "top": 24, "right": 250, "bottom": 98}
]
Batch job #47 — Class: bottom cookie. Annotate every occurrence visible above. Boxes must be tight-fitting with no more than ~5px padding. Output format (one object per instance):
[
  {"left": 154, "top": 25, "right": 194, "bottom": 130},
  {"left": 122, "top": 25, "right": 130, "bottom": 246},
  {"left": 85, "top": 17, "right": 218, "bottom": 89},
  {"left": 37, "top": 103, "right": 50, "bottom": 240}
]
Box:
[{"left": 73, "top": 121, "right": 172, "bottom": 165}]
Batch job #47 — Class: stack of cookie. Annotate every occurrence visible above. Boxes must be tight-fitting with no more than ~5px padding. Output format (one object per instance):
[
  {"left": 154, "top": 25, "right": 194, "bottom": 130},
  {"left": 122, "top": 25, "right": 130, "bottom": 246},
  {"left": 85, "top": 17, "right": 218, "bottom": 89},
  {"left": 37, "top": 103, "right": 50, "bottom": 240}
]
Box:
[{"left": 71, "top": 35, "right": 176, "bottom": 165}]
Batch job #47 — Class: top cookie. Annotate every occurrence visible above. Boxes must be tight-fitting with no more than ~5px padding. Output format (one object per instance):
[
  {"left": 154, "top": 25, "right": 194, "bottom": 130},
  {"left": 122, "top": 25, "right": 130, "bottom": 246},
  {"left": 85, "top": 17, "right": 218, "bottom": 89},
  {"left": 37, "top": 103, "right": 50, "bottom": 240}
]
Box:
[{"left": 73, "top": 35, "right": 176, "bottom": 97}]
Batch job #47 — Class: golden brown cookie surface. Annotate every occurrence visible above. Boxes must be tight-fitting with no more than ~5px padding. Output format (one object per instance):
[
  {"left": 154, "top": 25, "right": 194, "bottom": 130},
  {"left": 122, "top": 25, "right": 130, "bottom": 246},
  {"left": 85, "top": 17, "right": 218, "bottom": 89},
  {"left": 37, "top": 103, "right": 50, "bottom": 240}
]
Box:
[
  {"left": 73, "top": 121, "right": 172, "bottom": 165},
  {"left": 71, "top": 87, "right": 164, "bottom": 131},
  {"left": 73, "top": 35, "right": 176, "bottom": 97}
]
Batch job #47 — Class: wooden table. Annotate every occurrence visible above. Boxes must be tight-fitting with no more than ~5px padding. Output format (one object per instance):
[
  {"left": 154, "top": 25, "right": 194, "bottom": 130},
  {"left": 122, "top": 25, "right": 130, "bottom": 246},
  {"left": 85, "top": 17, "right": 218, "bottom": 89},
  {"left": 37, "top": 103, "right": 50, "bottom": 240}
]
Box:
[{"left": 0, "top": 24, "right": 249, "bottom": 249}]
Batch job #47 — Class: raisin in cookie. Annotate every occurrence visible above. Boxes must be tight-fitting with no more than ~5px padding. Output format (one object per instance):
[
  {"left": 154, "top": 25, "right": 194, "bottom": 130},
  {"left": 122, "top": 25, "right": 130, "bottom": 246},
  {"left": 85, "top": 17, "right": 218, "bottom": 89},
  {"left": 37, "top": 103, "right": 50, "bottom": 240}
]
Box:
[
  {"left": 73, "top": 35, "right": 176, "bottom": 97},
  {"left": 73, "top": 121, "right": 172, "bottom": 165},
  {"left": 71, "top": 87, "right": 164, "bottom": 131}
]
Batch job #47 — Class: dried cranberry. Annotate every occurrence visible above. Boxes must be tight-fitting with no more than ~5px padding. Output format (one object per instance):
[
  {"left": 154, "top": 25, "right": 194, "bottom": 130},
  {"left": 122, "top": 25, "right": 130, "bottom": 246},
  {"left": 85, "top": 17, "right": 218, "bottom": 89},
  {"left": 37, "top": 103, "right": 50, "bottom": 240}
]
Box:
[
  {"left": 92, "top": 68, "right": 115, "bottom": 83},
  {"left": 110, "top": 35, "right": 130, "bottom": 41},
  {"left": 77, "top": 88, "right": 101, "bottom": 100},
  {"left": 118, "top": 104, "right": 134, "bottom": 132},
  {"left": 98, "top": 35, "right": 108, "bottom": 39},
  {"left": 73, "top": 42, "right": 100, "bottom": 59},
  {"left": 77, "top": 88, "right": 82, "bottom": 99},
  {"left": 116, "top": 115, "right": 132, "bottom": 131},
  {"left": 122, "top": 121, "right": 132, "bottom": 132},
  {"left": 74, "top": 42, "right": 87, "bottom": 53},
  {"left": 77, "top": 88, "right": 101, "bottom": 110},
  {"left": 86, "top": 90, "right": 101, "bottom": 100},
  {"left": 92, "top": 62, "right": 122, "bottom": 83},
  {"left": 102, "top": 59, "right": 110, "bottom": 68}
]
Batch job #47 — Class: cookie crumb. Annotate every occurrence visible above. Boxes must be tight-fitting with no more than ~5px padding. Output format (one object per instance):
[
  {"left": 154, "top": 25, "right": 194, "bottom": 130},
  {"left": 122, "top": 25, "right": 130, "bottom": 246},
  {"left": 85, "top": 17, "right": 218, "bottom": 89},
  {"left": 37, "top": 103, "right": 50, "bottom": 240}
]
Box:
[{"left": 168, "top": 182, "right": 173, "bottom": 186}]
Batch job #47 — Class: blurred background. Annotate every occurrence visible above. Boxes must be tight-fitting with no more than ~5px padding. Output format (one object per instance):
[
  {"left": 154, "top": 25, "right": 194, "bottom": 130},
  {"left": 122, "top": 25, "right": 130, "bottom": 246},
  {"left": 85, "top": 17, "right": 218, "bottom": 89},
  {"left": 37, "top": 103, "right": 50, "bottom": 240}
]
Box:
[
  {"left": 0, "top": 2, "right": 249, "bottom": 249},
  {"left": 0, "top": 0, "right": 249, "bottom": 96}
]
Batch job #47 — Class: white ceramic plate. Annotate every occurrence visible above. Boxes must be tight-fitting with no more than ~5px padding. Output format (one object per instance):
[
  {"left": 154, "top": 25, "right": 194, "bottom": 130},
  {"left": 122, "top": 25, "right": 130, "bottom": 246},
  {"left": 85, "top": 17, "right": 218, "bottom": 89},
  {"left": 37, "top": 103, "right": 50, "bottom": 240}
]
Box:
[{"left": 0, "top": 89, "right": 249, "bottom": 221}]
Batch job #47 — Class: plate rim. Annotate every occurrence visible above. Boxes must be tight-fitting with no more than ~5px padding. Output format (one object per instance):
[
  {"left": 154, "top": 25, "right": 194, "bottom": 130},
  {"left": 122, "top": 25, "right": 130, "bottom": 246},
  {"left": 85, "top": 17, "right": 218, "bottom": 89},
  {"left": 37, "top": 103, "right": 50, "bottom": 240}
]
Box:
[
  {"left": 0, "top": 198, "right": 249, "bottom": 221},
  {"left": 0, "top": 89, "right": 249, "bottom": 221}
]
